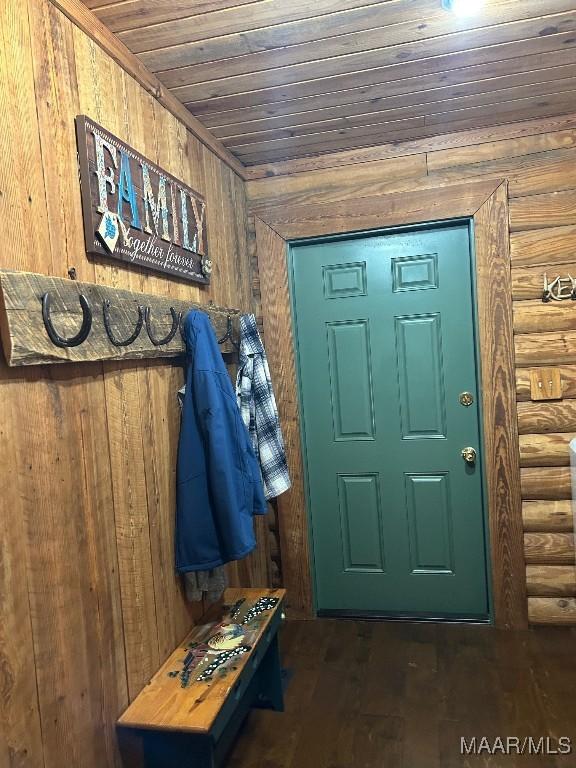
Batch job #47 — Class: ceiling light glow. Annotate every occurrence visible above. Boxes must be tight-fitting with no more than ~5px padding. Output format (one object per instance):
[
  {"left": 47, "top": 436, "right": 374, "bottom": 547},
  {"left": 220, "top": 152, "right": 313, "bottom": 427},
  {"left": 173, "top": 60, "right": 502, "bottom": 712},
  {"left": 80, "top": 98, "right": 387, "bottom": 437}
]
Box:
[{"left": 442, "top": 0, "right": 485, "bottom": 16}]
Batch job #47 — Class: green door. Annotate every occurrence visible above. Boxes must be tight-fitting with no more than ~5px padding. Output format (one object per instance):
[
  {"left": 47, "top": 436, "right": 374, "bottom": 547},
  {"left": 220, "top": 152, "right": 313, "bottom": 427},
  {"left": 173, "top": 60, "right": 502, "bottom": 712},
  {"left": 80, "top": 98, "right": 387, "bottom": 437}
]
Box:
[{"left": 290, "top": 223, "right": 489, "bottom": 619}]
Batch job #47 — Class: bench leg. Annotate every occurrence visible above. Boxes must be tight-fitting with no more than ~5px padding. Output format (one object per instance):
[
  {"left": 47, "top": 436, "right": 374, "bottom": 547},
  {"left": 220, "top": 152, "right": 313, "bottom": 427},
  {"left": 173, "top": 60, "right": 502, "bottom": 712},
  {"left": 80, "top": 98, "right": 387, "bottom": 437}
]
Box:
[
  {"left": 141, "top": 730, "right": 215, "bottom": 768},
  {"left": 254, "top": 634, "right": 285, "bottom": 713}
]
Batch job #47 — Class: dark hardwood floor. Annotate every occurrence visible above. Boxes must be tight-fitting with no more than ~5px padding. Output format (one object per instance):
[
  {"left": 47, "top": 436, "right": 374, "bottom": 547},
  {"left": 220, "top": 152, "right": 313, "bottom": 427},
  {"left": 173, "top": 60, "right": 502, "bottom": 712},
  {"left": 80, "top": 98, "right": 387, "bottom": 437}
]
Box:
[{"left": 227, "top": 619, "right": 576, "bottom": 767}]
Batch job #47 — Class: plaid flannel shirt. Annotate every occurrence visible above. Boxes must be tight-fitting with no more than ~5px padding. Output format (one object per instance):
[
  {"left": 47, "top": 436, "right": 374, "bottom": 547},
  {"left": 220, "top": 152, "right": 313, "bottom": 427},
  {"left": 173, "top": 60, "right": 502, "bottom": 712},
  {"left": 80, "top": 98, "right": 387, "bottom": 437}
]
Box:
[{"left": 236, "top": 314, "right": 291, "bottom": 500}]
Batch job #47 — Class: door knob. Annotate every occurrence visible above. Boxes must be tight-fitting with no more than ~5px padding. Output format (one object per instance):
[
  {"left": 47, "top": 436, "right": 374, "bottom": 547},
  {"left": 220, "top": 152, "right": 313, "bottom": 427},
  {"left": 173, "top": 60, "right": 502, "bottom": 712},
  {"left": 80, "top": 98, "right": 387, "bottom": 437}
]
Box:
[{"left": 461, "top": 447, "right": 477, "bottom": 464}]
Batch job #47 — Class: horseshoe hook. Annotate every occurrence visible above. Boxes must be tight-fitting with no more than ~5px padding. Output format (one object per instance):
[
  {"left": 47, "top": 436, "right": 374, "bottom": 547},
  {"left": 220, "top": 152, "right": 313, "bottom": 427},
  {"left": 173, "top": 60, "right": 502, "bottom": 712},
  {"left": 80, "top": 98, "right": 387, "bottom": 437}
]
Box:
[
  {"left": 144, "top": 306, "right": 181, "bottom": 346},
  {"left": 103, "top": 300, "right": 144, "bottom": 347},
  {"left": 41, "top": 292, "right": 92, "bottom": 348},
  {"left": 217, "top": 315, "right": 239, "bottom": 351}
]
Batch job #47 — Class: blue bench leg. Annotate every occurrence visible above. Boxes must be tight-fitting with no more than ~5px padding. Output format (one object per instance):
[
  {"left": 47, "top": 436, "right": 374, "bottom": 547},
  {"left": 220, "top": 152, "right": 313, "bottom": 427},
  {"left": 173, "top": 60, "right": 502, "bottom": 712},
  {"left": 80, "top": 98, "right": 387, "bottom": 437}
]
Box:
[
  {"left": 254, "top": 634, "right": 285, "bottom": 713},
  {"left": 141, "top": 731, "right": 215, "bottom": 768}
]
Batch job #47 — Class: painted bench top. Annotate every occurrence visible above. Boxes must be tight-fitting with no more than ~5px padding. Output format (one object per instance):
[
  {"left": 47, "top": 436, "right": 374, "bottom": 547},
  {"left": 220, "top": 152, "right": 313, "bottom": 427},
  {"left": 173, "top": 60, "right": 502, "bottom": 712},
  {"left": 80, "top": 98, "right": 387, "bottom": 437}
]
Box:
[{"left": 117, "top": 588, "right": 286, "bottom": 735}]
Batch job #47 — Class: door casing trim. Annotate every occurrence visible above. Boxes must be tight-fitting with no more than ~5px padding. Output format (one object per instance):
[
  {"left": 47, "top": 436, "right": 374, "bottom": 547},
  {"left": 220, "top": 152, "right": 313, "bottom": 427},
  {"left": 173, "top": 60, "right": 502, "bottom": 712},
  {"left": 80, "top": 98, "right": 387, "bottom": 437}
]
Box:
[{"left": 252, "top": 179, "right": 527, "bottom": 629}]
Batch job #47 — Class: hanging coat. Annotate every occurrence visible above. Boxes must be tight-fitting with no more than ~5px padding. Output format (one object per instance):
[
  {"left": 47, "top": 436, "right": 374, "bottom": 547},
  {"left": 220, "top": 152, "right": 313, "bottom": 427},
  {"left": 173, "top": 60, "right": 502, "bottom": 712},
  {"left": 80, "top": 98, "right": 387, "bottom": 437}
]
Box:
[
  {"left": 236, "top": 314, "right": 291, "bottom": 500},
  {"left": 176, "top": 310, "right": 267, "bottom": 572}
]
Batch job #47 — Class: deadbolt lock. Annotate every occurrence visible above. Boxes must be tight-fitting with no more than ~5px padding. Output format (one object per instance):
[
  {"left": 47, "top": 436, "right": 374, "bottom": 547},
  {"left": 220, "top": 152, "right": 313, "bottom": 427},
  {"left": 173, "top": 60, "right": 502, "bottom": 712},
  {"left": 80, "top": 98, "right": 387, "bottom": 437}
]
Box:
[
  {"left": 461, "top": 447, "right": 477, "bottom": 464},
  {"left": 459, "top": 391, "right": 474, "bottom": 407}
]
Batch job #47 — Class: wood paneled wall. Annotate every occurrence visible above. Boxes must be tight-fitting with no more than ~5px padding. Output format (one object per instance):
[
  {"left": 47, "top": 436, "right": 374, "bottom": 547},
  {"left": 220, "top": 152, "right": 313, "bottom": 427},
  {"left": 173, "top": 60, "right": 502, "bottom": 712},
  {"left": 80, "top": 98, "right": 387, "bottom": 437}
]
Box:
[
  {"left": 0, "top": 2, "right": 261, "bottom": 767},
  {"left": 246, "top": 113, "right": 576, "bottom": 628}
]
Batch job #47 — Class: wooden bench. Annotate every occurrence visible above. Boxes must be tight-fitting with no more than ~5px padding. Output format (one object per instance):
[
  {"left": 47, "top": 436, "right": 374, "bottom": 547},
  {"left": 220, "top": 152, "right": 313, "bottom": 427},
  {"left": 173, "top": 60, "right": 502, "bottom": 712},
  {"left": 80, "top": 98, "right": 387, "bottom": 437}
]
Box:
[{"left": 117, "top": 588, "right": 286, "bottom": 768}]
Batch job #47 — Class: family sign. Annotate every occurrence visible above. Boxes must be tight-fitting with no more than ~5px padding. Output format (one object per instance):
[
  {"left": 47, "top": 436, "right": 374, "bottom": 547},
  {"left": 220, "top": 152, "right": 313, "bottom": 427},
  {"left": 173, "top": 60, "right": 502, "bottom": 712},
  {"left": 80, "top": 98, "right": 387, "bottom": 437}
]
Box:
[{"left": 75, "top": 116, "right": 210, "bottom": 284}]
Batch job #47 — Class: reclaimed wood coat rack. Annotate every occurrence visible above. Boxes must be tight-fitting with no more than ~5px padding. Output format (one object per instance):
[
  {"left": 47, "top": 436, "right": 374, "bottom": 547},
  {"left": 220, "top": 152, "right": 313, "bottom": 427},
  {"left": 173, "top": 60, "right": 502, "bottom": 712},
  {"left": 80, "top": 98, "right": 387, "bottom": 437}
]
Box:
[{"left": 0, "top": 270, "right": 240, "bottom": 367}]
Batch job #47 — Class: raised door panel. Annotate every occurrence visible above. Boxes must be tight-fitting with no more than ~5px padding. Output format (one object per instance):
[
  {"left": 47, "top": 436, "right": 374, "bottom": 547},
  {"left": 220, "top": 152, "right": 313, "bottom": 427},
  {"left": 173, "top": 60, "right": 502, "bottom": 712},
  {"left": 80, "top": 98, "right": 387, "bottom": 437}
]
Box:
[
  {"left": 405, "top": 473, "right": 455, "bottom": 574},
  {"left": 323, "top": 261, "right": 367, "bottom": 299},
  {"left": 392, "top": 253, "right": 439, "bottom": 293},
  {"left": 395, "top": 314, "right": 447, "bottom": 440},
  {"left": 327, "top": 320, "right": 375, "bottom": 441},
  {"left": 338, "top": 474, "right": 385, "bottom": 573}
]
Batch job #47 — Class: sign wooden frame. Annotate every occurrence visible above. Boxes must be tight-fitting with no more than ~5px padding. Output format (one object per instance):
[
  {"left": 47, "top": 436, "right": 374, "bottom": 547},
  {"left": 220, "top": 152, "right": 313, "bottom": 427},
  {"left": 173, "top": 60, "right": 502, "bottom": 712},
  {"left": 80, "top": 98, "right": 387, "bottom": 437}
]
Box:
[{"left": 76, "top": 116, "right": 210, "bottom": 284}]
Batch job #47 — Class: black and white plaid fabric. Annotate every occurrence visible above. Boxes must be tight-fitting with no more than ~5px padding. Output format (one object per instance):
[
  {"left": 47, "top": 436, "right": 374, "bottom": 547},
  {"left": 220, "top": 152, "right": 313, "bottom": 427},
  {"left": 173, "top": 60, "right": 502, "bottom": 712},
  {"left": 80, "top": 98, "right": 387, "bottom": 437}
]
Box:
[{"left": 236, "top": 314, "right": 291, "bottom": 500}]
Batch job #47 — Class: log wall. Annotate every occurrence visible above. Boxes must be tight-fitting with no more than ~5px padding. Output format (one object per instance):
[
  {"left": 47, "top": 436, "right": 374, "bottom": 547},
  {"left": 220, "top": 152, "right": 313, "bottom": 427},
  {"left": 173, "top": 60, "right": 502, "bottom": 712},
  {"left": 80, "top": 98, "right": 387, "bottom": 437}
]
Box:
[
  {"left": 246, "top": 112, "right": 576, "bottom": 627},
  {"left": 0, "top": 2, "right": 264, "bottom": 767}
]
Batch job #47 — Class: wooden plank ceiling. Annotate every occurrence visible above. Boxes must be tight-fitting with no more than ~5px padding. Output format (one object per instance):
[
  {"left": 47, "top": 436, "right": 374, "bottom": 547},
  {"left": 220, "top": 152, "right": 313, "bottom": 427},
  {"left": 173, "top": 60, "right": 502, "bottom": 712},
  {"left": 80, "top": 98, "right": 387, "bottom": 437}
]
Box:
[{"left": 83, "top": 0, "right": 576, "bottom": 166}]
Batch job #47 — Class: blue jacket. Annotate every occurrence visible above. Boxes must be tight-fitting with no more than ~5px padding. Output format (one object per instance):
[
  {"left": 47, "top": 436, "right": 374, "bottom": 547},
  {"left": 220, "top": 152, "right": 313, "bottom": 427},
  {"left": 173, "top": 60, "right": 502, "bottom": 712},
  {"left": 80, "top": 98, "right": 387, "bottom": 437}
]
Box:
[{"left": 176, "top": 310, "right": 267, "bottom": 572}]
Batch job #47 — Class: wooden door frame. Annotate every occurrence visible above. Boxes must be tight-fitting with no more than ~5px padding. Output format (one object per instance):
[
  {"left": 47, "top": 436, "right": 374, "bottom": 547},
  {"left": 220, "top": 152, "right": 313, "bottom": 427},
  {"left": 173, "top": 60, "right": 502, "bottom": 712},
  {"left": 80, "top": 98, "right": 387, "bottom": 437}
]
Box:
[{"left": 252, "top": 178, "right": 527, "bottom": 629}]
